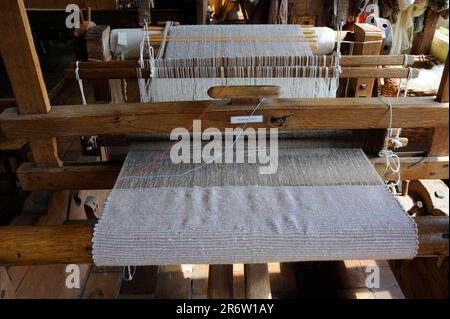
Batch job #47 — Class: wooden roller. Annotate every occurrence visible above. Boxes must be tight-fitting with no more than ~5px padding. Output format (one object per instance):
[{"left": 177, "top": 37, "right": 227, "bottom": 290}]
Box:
[{"left": 0, "top": 216, "right": 447, "bottom": 265}]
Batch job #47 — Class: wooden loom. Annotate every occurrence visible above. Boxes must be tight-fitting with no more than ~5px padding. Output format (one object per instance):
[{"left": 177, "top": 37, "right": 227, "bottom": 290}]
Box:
[{"left": 0, "top": 1, "right": 448, "bottom": 299}]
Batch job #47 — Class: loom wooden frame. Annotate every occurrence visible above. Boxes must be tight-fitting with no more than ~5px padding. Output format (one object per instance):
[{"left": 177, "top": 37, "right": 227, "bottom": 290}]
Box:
[{"left": 0, "top": 1, "right": 448, "bottom": 279}]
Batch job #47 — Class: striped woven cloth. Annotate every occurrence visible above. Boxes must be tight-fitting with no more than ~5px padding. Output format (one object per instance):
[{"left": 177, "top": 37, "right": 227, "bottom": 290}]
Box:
[{"left": 93, "top": 147, "right": 417, "bottom": 266}]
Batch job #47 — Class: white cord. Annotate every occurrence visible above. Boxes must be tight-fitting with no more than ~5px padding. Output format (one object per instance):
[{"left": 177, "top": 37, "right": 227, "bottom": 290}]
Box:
[
  {"left": 75, "top": 61, "right": 87, "bottom": 105},
  {"left": 123, "top": 265, "right": 136, "bottom": 281},
  {"left": 378, "top": 95, "right": 402, "bottom": 186}
]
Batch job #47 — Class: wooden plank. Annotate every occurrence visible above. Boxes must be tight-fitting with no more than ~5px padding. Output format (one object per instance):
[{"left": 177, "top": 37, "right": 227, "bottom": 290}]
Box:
[
  {"left": 0, "top": 0, "right": 61, "bottom": 167},
  {"left": 371, "top": 156, "right": 449, "bottom": 181},
  {"left": 86, "top": 25, "right": 112, "bottom": 102},
  {"left": 15, "top": 156, "right": 449, "bottom": 191},
  {"left": 436, "top": 55, "right": 449, "bottom": 103},
  {"left": 411, "top": 8, "right": 440, "bottom": 55},
  {"left": 0, "top": 0, "right": 49, "bottom": 114},
  {"left": 196, "top": 0, "right": 208, "bottom": 24},
  {"left": 208, "top": 86, "right": 280, "bottom": 99},
  {"left": 351, "top": 24, "right": 383, "bottom": 97},
  {"left": 17, "top": 162, "right": 121, "bottom": 191},
  {"left": 0, "top": 98, "right": 448, "bottom": 138},
  {"left": 29, "top": 138, "right": 62, "bottom": 167},
  {"left": 428, "top": 128, "right": 449, "bottom": 157},
  {"left": 207, "top": 265, "right": 233, "bottom": 299},
  {"left": 244, "top": 263, "right": 271, "bottom": 299}
]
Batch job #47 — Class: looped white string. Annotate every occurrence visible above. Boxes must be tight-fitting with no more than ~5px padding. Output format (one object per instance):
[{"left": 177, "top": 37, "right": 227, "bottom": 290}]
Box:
[
  {"left": 75, "top": 61, "right": 87, "bottom": 105},
  {"left": 378, "top": 95, "right": 402, "bottom": 186},
  {"left": 123, "top": 265, "right": 136, "bottom": 281}
]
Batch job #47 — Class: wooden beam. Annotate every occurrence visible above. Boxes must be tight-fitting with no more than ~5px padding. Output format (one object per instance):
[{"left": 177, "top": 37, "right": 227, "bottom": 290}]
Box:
[
  {"left": 0, "top": 98, "right": 448, "bottom": 138},
  {"left": 86, "top": 25, "right": 112, "bottom": 102},
  {"left": 0, "top": 217, "right": 447, "bottom": 266},
  {"left": 0, "top": 225, "right": 93, "bottom": 265},
  {"left": 351, "top": 23, "right": 383, "bottom": 97},
  {"left": 428, "top": 127, "right": 449, "bottom": 157},
  {"left": 0, "top": 0, "right": 61, "bottom": 167},
  {"left": 207, "top": 265, "right": 233, "bottom": 299},
  {"left": 17, "top": 162, "right": 121, "bottom": 191},
  {"left": 196, "top": 0, "right": 208, "bottom": 24},
  {"left": 64, "top": 66, "right": 420, "bottom": 80},
  {"left": 244, "top": 264, "right": 271, "bottom": 299},
  {"left": 16, "top": 156, "right": 449, "bottom": 191},
  {"left": 371, "top": 156, "right": 449, "bottom": 181},
  {"left": 412, "top": 8, "right": 441, "bottom": 55},
  {"left": 416, "top": 216, "right": 449, "bottom": 257},
  {"left": 436, "top": 54, "right": 449, "bottom": 103},
  {"left": 70, "top": 54, "right": 422, "bottom": 69}
]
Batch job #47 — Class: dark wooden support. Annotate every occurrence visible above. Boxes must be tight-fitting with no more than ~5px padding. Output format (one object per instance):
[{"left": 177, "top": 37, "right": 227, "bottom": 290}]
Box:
[
  {"left": 411, "top": 7, "right": 441, "bottom": 55},
  {"left": 86, "top": 25, "right": 112, "bottom": 102},
  {"left": 196, "top": 0, "right": 208, "bottom": 24},
  {"left": 428, "top": 56, "right": 449, "bottom": 158},
  {"left": 14, "top": 156, "right": 449, "bottom": 191},
  {"left": 350, "top": 24, "right": 383, "bottom": 97},
  {"left": 244, "top": 263, "right": 271, "bottom": 299},
  {"left": 0, "top": 0, "right": 61, "bottom": 168},
  {"left": 207, "top": 265, "right": 233, "bottom": 299}
]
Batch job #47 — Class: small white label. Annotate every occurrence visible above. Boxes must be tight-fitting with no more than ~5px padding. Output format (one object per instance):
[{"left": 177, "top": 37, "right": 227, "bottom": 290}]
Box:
[{"left": 230, "top": 115, "right": 263, "bottom": 124}]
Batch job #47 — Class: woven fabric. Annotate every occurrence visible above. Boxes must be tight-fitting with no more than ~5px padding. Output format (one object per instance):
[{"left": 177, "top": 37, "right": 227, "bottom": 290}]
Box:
[{"left": 93, "top": 147, "right": 418, "bottom": 266}]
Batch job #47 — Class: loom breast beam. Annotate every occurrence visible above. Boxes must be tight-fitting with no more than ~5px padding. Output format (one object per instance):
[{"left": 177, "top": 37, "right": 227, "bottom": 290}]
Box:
[
  {"left": 0, "top": 216, "right": 446, "bottom": 266},
  {"left": 0, "top": 0, "right": 62, "bottom": 168},
  {"left": 0, "top": 97, "right": 448, "bottom": 138}
]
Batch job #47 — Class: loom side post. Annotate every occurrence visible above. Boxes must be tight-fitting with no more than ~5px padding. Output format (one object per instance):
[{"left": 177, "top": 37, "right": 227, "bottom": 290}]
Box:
[
  {"left": 0, "top": 0, "right": 62, "bottom": 168},
  {"left": 86, "top": 25, "right": 113, "bottom": 102}
]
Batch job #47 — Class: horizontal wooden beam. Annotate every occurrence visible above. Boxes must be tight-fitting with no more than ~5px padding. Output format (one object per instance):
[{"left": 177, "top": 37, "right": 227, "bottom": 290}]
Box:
[
  {"left": 0, "top": 224, "right": 93, "bottom": 265},
  {"left": 17, "top": 162, "right": 121, "bottom": 190},
  {"left": 371, "top": 156, "right": 449, "bottom": 181},
  {"left": 64, "top": 66, "right": 420, "bottom": 80},
  {"left": 0, "top": 97, "right": 448, "bottom": 138},
  {"left": 0, "top": 216, "right": 446, "bottom": 265},
  {"left": 16, "top": 156, "right": 448, "bottom": 191},
  {"left": 70, "top": 55, "right": 422, "bottom": 69}
]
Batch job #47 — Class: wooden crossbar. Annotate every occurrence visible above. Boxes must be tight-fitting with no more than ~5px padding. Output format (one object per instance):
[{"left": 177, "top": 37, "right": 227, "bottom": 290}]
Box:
[{"left": 0, "top": 97, "right": 447, "bottom": 138}]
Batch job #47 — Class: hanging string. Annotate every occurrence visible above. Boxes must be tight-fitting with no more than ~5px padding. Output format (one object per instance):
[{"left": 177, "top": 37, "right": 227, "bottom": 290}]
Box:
[
  {"left": 75, "top": 61, "right": 87, "bottom": 105},
  {"left": 123, "top": 265, "right": 136, "bottom": 281},
  {"left": 377, "top": 95, "right": 402, "bottom": 186}
]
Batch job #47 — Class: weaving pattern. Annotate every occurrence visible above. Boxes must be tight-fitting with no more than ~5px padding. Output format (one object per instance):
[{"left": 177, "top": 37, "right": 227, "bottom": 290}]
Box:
[{"left": 93, "top": 147, "right": 418, "bottom": 266}]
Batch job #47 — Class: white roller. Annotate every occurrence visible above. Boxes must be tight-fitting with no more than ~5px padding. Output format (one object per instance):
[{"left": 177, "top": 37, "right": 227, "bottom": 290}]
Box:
[
  {"left": 109, "top": 26, "right": 336, "bottom": 59},
  {"left": 110, "top": 28, "right": 160, "bottom": 59}
]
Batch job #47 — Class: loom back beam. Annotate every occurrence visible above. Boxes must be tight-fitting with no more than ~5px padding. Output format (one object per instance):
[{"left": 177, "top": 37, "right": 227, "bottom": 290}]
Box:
[
  {"left": 109, "top": 27, "right": 336, "bottom": 57},
  {"left": 64, "top": 66, "right": 420, "bottom": 80},
  {"left": 0, "top": 216, "right": 446, "bottom": 266}
]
